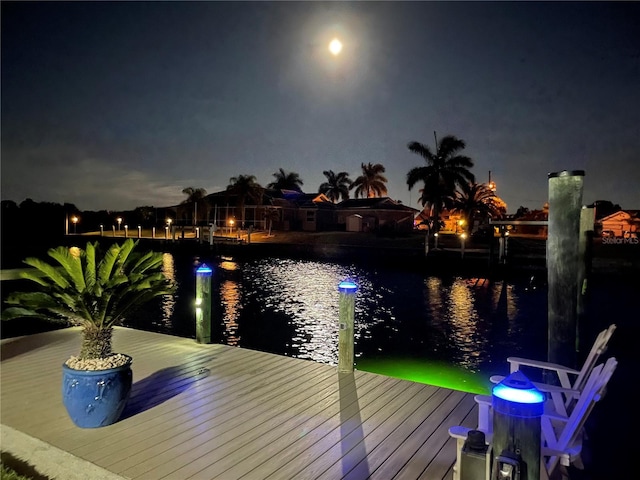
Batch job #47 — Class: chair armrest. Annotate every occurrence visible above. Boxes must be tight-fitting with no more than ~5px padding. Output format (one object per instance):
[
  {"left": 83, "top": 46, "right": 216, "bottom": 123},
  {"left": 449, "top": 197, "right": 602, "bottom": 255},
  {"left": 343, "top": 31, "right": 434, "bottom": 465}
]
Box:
[
  {"left": 490, "top": 375, "right": 580, "bottom": 398},
  {"left": 448, "top": 425, "right": 472, "bottom": 441},
  {"left": 507, "top": 356, "right": 581, "bottom": 376}
]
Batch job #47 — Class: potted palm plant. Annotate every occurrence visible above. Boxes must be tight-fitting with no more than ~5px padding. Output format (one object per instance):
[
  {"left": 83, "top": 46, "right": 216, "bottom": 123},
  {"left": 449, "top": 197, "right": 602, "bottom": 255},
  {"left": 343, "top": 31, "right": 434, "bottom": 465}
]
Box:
[{"left": 2, "top": 239, "right": 175, "bottom": 428}]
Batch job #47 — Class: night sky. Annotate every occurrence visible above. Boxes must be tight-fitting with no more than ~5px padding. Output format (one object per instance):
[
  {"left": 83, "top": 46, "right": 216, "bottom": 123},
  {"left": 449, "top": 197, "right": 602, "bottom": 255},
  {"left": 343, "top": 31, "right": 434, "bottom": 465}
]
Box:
[{"left": 2, "top": 1, "right": 639, "bottom": 212}]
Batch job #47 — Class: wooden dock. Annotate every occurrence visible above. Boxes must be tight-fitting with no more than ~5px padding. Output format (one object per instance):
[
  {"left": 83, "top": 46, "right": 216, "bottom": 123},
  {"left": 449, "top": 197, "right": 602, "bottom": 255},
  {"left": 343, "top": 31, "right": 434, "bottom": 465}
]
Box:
[{"left": 1, "top": 327, "right": 478, "bottom": 480}]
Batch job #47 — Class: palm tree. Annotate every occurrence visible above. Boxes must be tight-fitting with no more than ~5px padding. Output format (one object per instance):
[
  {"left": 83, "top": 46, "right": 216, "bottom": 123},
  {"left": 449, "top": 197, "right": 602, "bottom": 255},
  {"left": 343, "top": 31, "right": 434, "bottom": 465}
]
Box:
[
  {"left": 406, "top": 134, "right": 475, "bottom": 232},
  {"left": 182, "top": 187, "right": 207, "bottom": 203},
  {"left": 263, "top": 207, "right": 280, "bottom": 236},
  {"left": 350, "top": 163, "right": 388, "bottom": 199},
  {"left": 182, "top": 187, "right": 207, "bottom": 225},
  {"left": 226, "top": 175, "right": 263, "bottom": 228},
  {"left": 267, "top": 168, "right": 304, "bottom": 192},
  {"left": 318, "top": 170, "right": 352, "bottom": 203},
  {"left": 451, "top": 182, "right": 505, "bottom": 232}
]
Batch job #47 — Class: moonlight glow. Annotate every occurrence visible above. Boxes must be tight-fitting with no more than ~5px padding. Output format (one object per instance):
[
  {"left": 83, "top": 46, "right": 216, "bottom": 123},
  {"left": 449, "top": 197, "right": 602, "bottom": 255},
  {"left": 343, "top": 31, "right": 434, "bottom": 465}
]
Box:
[{"left": 329, "top": 38, "right": 343, "bottom": 55}]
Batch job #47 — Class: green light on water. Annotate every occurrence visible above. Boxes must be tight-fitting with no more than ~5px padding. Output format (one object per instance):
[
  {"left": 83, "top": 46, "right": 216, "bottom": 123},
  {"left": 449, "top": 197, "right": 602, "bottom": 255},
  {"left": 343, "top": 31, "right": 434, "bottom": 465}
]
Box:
[{"left": 356, "top": 357, "right": 492, "bottom": 395}]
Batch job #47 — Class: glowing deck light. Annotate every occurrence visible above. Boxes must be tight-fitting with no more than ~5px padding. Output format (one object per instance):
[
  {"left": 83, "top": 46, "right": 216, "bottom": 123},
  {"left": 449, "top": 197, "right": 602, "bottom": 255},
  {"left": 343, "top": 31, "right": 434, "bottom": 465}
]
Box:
[
  {"left": 493, "top": 382, "right": 545, "bottom": 404},
  {"left": 492, "top": 370, "right": 545, "bottom": 417},
  {"left": 338, "top": 280, "right": 358, "bottom": 293},
  {"left": 196, "top": 264, "right": 213, "bottom": 276}
]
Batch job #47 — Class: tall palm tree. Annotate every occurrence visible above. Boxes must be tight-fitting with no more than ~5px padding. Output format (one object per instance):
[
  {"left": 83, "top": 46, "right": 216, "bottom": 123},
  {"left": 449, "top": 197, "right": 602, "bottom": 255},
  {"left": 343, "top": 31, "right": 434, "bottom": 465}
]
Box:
[
  {"left": 226, "top": 175, "right": 263, "bottom": 228},
  {"left": 406, "top": 134, "right": 475, "bottom": 232},
  {"left": 318, "top": 170, "right": 352, "bottom": 203},
  {"left": 350, "top": 163, "right": 388, "bottom": 199},
  {"left": 267, "top": 168, "right": 304, "bottom": 192},
  {"left": 451, "top": 182, "right": 505, "bottom": 231},
  {"left": 181, "top": 187, "right": 207, "bottom": 225}
]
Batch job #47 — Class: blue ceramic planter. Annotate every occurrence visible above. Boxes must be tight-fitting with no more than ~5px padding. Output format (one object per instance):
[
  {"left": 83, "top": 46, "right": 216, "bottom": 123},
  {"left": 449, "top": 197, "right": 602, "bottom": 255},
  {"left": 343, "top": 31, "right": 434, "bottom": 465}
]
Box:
[{"left": 62, "top": 355, "right": 133, "bottom": 428}]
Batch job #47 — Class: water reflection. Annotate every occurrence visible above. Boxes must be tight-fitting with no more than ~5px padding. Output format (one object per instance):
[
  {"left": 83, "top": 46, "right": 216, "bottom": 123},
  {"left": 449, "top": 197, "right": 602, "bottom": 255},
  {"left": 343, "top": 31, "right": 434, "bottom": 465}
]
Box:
[
  {"left": 158, "top": 253, "right": 176, "bottom": 331},
  {"left": 219, "top": 258, "right": 241, "bottom": 346},
  {"left": 136, "top": 254, "right": 547, "bottom": 377}
]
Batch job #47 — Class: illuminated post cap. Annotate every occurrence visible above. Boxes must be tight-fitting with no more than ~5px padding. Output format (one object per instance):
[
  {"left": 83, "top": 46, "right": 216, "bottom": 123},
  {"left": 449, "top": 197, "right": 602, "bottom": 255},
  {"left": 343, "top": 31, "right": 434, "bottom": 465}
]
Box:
[
  {"left": 196, "top": 264, "right": 213, "bottom": 276},
  {"left": 338, "top": 280, "right": 358, "bottom": 293},
  {"left": 492, "top": 370, "right": 545, "bottom": 417}
]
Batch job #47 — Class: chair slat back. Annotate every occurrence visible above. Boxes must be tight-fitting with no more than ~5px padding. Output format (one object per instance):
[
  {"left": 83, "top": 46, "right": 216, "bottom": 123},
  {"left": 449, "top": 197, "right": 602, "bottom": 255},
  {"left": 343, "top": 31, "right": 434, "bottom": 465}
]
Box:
[
  {"left": 557, "top": 357, "right": 617, "bottom": 450},
  {"left": 571, "top": 324, "right": 616, "bottom": 392}
]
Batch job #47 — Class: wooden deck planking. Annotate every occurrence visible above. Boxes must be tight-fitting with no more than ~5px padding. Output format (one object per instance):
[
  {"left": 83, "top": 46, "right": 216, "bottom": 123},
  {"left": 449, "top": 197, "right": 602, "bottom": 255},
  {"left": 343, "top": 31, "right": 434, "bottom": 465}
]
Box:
[{"left": 1, "top": 327, "right": 477, "bottom": 480}]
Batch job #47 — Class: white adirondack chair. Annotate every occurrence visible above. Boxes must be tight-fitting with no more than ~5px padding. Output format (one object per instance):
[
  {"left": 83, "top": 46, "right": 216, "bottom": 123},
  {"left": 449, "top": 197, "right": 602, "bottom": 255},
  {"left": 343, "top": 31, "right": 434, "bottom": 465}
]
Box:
[
  {"left": 450, "top": 357, "right": 618, "bottom": 480},
  {"left": 489, "top": 324, "right": 616, "bottom": 416},
  {"left": 540, "top": 357, "right": 617, "bottom": 478}
]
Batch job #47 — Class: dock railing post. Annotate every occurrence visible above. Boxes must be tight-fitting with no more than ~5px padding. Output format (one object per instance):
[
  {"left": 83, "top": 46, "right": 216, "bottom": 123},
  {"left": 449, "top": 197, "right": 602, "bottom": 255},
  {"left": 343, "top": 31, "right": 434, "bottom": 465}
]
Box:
[
  {"left": 338, "top": 280, "right": 357, "bottom": 373},
  {"left": 195, "top": 264, "right": 213, "bottom": 344}
]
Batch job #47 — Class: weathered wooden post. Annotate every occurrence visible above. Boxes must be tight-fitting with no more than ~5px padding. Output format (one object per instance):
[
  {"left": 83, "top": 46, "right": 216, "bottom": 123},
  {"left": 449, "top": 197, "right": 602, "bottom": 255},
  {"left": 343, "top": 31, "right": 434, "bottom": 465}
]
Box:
[
  {"left": 338, "top": 280, "right": 357, "bottom": 373},
  {"left": 152, "top": 227, "right": 156, "bottom": 239},
  {"left": 195, "top": 264, "right": 213, "bottom": 344},
  {"left": 577, "top": 206, "right": 595, "bottom": 353},
  {"left": 547, "top": 170, "right": 584, "bottom": 368},
  {"left": 112, "top": 225, "right": 116, "bottom": 237}
]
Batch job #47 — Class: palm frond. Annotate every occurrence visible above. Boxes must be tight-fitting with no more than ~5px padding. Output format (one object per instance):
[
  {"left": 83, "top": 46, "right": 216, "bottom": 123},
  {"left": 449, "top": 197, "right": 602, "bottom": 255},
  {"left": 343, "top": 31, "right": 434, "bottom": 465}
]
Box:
[{"left": 22, "top": 257, "right": 70, "bottom": 289}]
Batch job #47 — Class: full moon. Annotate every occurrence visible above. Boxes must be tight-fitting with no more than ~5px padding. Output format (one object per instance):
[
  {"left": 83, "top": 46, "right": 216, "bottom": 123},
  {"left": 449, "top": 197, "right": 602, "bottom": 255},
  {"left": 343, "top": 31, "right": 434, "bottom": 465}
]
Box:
[{"left": 329, "top": 38, "right": 343, "bottom": 55}]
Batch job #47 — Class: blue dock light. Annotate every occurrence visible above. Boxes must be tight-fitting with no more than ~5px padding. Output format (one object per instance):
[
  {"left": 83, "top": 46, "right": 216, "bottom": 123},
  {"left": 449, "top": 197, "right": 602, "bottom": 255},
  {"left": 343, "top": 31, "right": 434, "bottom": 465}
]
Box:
[
  {"left": 196, "top": 264, "right": 213, "bottom": 276},
  {"left": 338, "top": 280, "right": 358, "bottom": 293},
  {"left": 492, "top": 371, "right": 545, "bottom": 480}
]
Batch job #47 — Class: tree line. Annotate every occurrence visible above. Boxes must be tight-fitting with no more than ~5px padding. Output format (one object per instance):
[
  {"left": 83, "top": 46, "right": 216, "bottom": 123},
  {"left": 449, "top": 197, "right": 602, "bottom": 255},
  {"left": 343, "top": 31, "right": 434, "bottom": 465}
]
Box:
[{"left": 183, "top": 133, "right": 505, "bottom": 233}]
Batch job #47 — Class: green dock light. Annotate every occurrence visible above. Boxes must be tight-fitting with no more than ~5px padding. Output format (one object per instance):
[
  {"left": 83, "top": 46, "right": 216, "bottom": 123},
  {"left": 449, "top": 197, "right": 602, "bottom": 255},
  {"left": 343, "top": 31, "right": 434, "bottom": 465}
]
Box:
[
  {"left": 195, "top": 264, "right": 213, "bottom": 344},
  {"left": 492, "top": 371, "right": 545, "bottom": 480},
  {"left": 338, "top": 280, "right": 357, "bottom": 373}
]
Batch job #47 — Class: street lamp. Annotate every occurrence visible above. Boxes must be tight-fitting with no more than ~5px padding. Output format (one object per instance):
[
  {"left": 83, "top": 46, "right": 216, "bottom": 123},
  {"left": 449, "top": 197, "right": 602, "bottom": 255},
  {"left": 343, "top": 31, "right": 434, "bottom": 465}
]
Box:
[
  {"left": 229, "top": 218, "right": 235, "bottom": 236},
  {"left": 71, "top": 216, "right": 78, "bottom": 234},
  {"left": 117, "top": 217, "right": 122, "bottom": 231}
]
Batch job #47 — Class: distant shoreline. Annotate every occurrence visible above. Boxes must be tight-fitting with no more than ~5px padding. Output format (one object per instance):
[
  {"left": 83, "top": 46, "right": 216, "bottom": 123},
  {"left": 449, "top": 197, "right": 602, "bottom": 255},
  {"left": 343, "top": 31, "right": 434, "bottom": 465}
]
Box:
[{"left": 1, "top": 230, "right": 638, "bottom": 278}]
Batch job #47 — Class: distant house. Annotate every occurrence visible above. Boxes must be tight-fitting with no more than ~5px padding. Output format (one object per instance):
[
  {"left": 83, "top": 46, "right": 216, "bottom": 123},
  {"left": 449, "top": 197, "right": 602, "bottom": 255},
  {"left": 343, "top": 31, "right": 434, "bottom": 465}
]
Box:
[
  {"left": 336, "top": 197, "right": 418, "bottom": 233},
  {"left": 598, "top": 210, "right": 640, "bottom": 237},
  {"left": 169, "top": 189, "right": 419, "bottom": 234},
  {"left": 271, "top": 190, "right": 336, "bottom": 232}
]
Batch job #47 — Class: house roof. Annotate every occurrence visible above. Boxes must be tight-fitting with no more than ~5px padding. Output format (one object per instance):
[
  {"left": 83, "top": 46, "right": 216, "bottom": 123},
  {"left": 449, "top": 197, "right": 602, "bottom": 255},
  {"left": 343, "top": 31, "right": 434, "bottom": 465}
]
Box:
[
  {"left": 337, "top": 197, "right": 419, "bottom": 212},
  {"left": 599, "top": 210, "right": 640, "bottom": 222}
]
